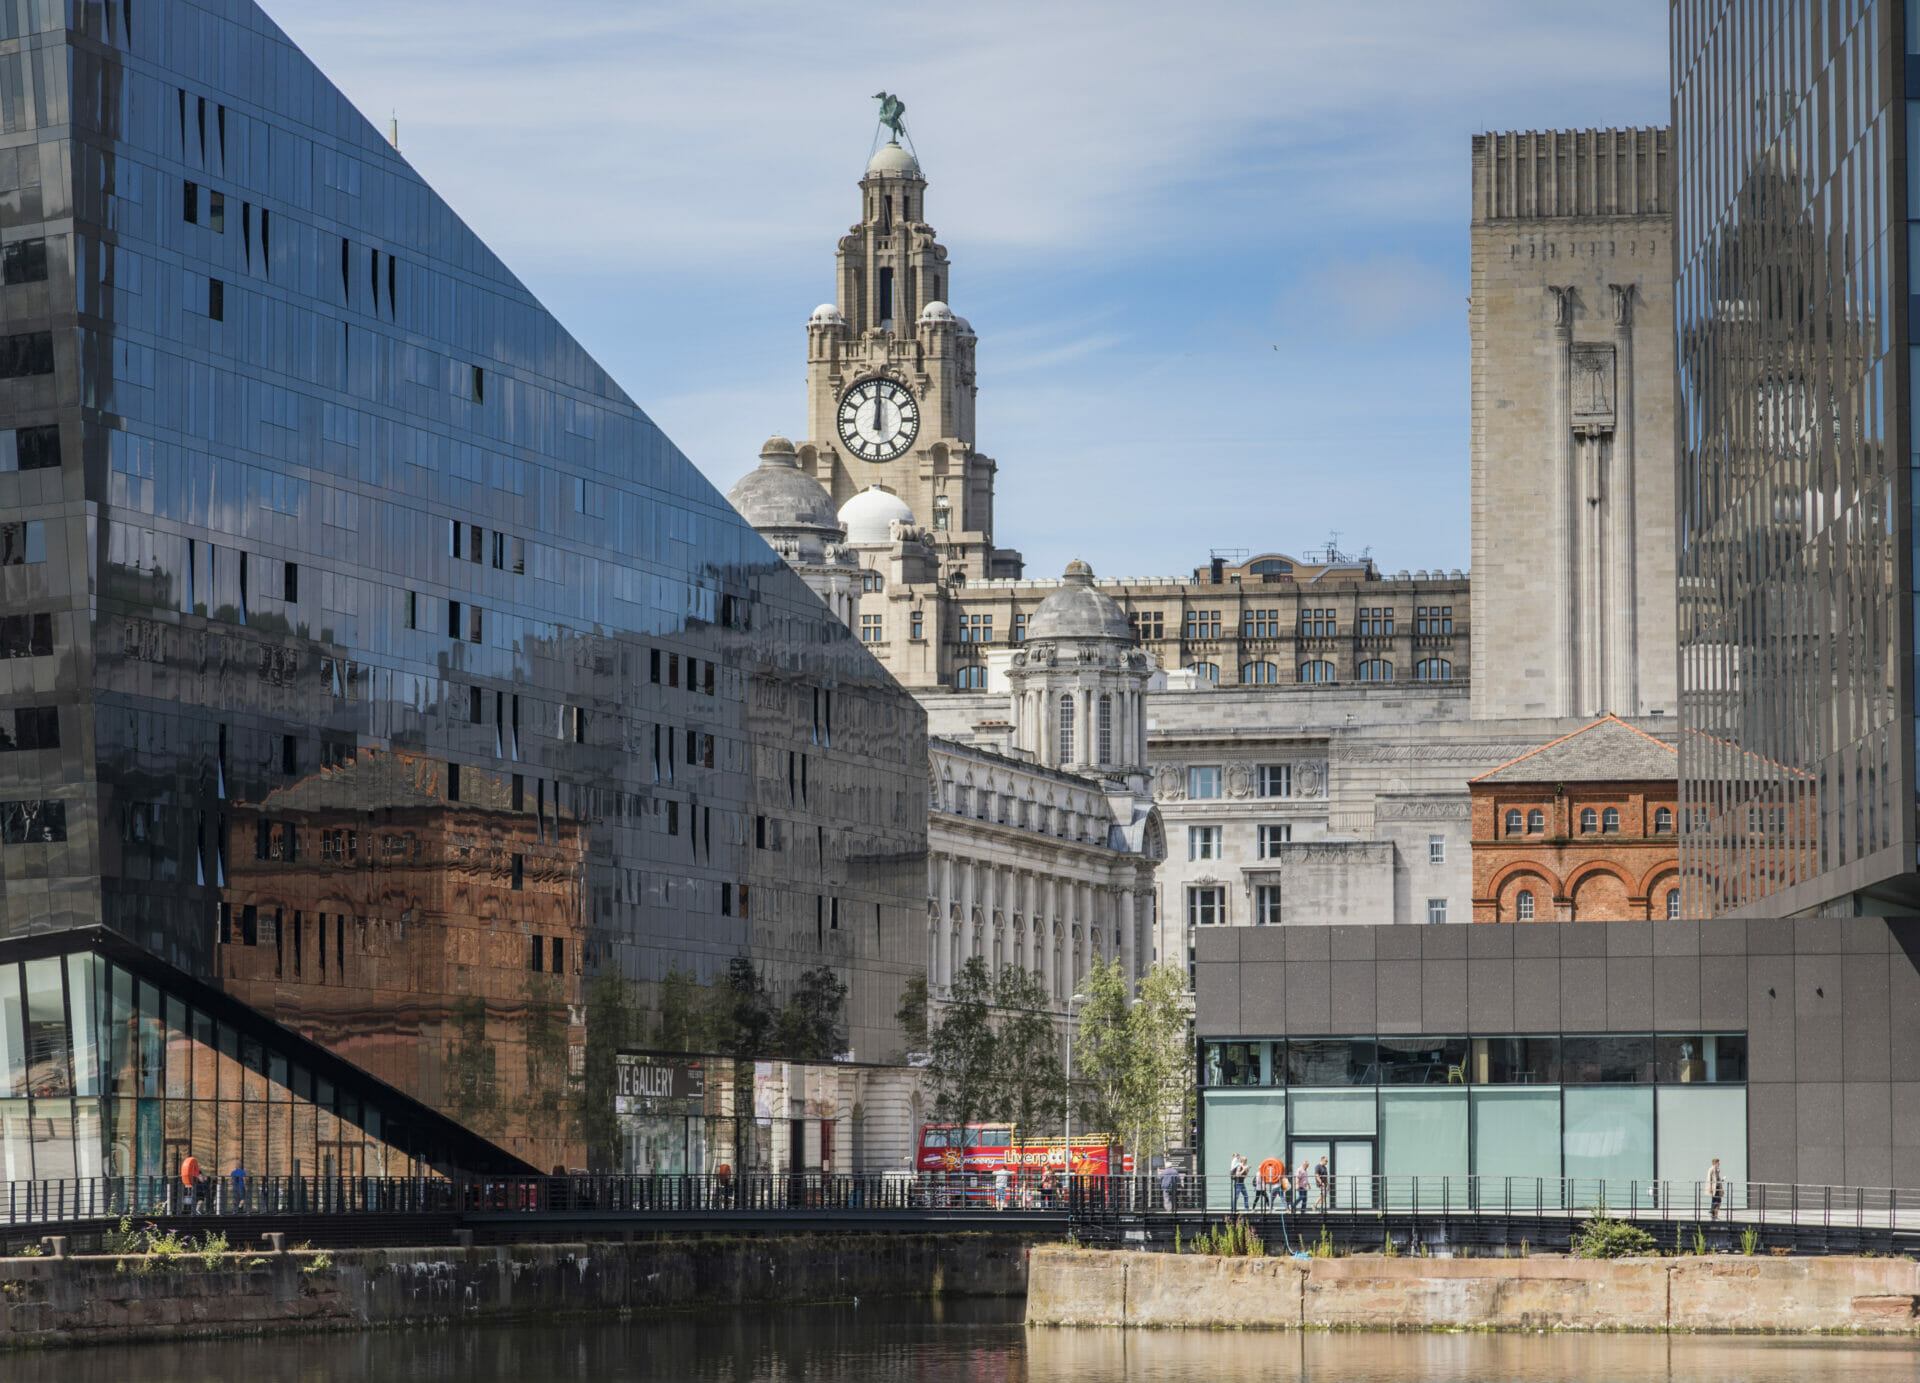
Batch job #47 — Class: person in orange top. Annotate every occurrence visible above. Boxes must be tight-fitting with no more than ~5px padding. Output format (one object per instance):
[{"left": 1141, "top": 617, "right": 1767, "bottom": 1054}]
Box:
[{"left": 180, "top": 1153, "right": 201, "bottom": 1214}]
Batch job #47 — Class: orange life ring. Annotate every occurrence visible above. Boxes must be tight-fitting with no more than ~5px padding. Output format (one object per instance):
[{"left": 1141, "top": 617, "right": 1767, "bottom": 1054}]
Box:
[{"left": 1257, "top": 1157, "right": 1286, "bottom": 1184}]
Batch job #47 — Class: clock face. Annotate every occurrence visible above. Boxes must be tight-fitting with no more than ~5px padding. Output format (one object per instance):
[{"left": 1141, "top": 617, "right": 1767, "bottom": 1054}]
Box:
[{"left": 837, "top": 377, "right": 919, "bottom": 462}]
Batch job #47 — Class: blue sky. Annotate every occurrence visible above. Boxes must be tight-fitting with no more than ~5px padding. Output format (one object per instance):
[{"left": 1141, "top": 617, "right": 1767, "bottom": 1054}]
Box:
[{"left": 268, "top": 1, "right": 1668, "bottom": 580}]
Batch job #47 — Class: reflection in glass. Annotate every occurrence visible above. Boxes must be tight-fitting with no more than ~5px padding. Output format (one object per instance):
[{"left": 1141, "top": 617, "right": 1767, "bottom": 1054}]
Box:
[
  {"left": 1653, "top": 1033, "right": 1746, "bottom": 1083},
  {"left": 1472, "top": 1036, "right": 1559, "bottom": 1084},
  {"left": 1375, "top": 1036, "right": 1468, "bottom": 1085},
  {"left": 1560, "top": 1035, "right": 1654, "bottom": 1083},
  {"left": 1284, "top": 1039, "right": 1375, "bottom": 1086}
]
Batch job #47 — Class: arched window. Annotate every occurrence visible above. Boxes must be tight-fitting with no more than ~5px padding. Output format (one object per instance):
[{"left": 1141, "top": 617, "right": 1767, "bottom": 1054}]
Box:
[
  {"left": 1504, "top": 808, "right": 1523, "bottom": 836},
  {"left": 1058, "top": 695, "right": 1075, "bottom": 762},
  {"left": 1665, "top": 888, "right": 1681, "bottom": 920},
  {"left": 1579, "top": 807, "right": 1598, "bottom": 833},
  {"left": 953, "top": 665, "right": 985, "bottom": 690},
  {"left": 1601, "top": 807, "right": 1620, "bottom": 833},
  {"left": 1240, "top": 661, "right": 1278, "bottom": 684},
  {"left": 1527, "top": 809, "right": 1545, "bottom": 834},
  {"left": 1296, "top": 660, "right": 1336, "bottom": 683},
  {"left": 1414, "top": 658, "right": 1453, "bottom": 681},
  {"left": 1654, "top": 807, "right": 1674, "bottom": 833},
  {"left": 1097, "top": 694, "right": 1113, "bottom": 765},
  {"left": 1357, "top": 659, "right": 1393, "bottom": 682},
  {"left": 1187, "top": 662, "right": 1220, "bottom": 683},
  {"left": 1516, "top": 889, "right": 1535, "bottom": 921}
]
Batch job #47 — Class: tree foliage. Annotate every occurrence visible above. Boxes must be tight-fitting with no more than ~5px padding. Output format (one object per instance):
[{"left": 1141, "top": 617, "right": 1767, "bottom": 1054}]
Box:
[
  {"left": 773, "top": 965, "right": 849, "bottom": 1060},
  {"left": 1071, "top": 959, "right": 1191, "bottom": 1163},
  {"left": 894, "top": 969, "right": 930, "bottom": 1058},
  {"left": 925, "top": 958, "right": 1065, "bottom": 1133}
]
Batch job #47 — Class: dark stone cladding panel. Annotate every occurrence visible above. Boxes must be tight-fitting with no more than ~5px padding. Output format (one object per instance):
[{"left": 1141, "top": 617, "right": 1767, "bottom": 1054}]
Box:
[
  {"left": 1605, "top": 919, "right": 1653, "bottom": 955},
  {"left": 1239, "top": 967, "right": 1284, "bottom": 1036},
  {"left": 1791, "top": 954, "right": 1843, "bottom": 1083},
  {"left": 1840, "top": 952, "right": 1891, "bottom": 1083},
  {"left": 1745, "top": 953, "right": 1797, "bottom": 1083},
  {"left": 1513, "top": 925, "right": 1561, "bottom": 957},
  {"left": 1284, "top": 961, "right": 1332, "bottom": 1034},
  {"left": 1420, "top": 959, "right": 1467, "bottom": 1033},
  {"left": 1240, "top": 926, "right": 1285, "bottom": 966},
  {"left": 1841, "top": 1083, "right": 1893, "bottom": 1189},
  {"left": 1376, "top": 927, "right": 1423, "bottom": 961},
  {"left": 1746, "top": 1082, "right": 1797, "bottom": 1182},
  {"left": 1283, "top": 927, "right": 1332, "bottom": 961},
  {"left": 1328, "top": 961, "right": 1376, "bottom": 1032},
  {"left": 1512, "top": 957, "right": 1563, "bottom": 1031},
  {"left": 1698, "top": 949, "right": 1748, "bottom": 1029},
  {"left": 1651, "top": 918, "right": 1700, "bottom": 957},
  {"left": 1891, "top": 949, "right": 1920, "bottom": 1083},
  {"left": 1194, "top": 959, "right": 1241, "bottom": 1037},
  {"left": 1604, "top": 955, "right": 1653, "bottom": 1029},
  {"left": 1651, "top": 950, "right": 1701, "bottom": 1030},
  {"left": 1375, "top": 960, "right": 1424, "bottom": 1035},
  {"left": 1466, "top": 956, "right": 1515, "bottom": 1032},
  {"left": 1559, "top": 956, "right": 1608, "bottom": 1030},
  {"left": 1467, "top": 924, "right": 1514, "bottom": 959},
  {"left": 1329, "top": 927, "right": 1377, "bottom": 961}
]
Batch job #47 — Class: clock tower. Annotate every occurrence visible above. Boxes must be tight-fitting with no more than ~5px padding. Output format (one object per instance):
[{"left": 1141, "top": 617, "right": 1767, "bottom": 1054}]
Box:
[{"left": 798, "top": 132, "right": 1022, "bottom": 581}]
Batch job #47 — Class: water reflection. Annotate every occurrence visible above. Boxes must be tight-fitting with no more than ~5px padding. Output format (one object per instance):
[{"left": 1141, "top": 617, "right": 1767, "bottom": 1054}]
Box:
[{"left": 11, "top": 1300, "right": 1920, "bottom": 1383}]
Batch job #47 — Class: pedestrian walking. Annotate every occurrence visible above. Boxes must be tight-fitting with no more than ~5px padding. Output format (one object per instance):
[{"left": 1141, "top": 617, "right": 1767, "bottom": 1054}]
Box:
[
  {"left": 230, "top": 1161, "right": 248, "bottom": 1213},
  {"left": 1314, "top": 1155, "right": 1330, "bottom": 1211},
  {"left": 1294, "top": 1160, "right": 1311, "bottom": 1212},
  {"left": 1159, "top": 1159, "right": 1178, "bottom": 1212},
  {"left": 1229, "top": 1152, "right": 1250, "bottom": 1213},
  {"left": 1706, "top": 1157, "right": 1724, "bottom": 1221},
  {"left": 179, "top": 1153, "right": 200, "bottom": 1214},
  {"left": 993, "top": 1163, "right": 1011, "bottom": 1210}
]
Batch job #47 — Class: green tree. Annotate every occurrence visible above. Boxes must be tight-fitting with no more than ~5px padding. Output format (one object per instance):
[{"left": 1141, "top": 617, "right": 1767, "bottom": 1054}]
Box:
[
  {"left": 894, "top": 968, "right": 930, "bottom": 1058},
  {"left": 990, "top": 965, "right": 1064, "bottom": 1133},
  {"left": 773, "top": 965, "right": 848, "bottom": 1059},
  {"left": 1071, "top": 959, "right": 1193, "bottom": 1166},
  {"left": 579, "top": 969, "right": 644, "bottom": 1171},
  {"left": 653, "top": 967, "right": 714, "bottom": 1052},
  {"left": 927, "top": 956, "right": 998, "bottom": 1126},
  {"left": 714, "top": 957, "right": 777, "bottom": 1057}
]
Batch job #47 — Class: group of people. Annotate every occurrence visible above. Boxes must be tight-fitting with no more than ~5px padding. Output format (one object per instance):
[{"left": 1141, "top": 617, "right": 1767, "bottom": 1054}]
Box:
[
  {"left": 1223, "top": 1153, "right": 1332, "bottom": 1213},
  {"left": 179, "top": 1154, "right": 252, "bottom": 1213}
]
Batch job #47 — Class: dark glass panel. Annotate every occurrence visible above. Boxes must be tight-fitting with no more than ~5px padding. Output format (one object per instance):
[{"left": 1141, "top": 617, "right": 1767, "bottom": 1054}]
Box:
[
  {"left": 1561, "top": 1034, "right": 1654, "bottom": 1083},
  {"left": 1376, "top": 1036, "right": 1468, "bottom": 1085},
  {"left": 1283, "top": 1038, "right": 1375, "bottom": 1086}
]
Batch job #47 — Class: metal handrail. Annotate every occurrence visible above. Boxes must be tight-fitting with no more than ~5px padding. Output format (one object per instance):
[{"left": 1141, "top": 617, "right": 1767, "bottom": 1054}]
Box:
[{"left": 3, "top": 1171, "right": 1917, "bottom": 1230}]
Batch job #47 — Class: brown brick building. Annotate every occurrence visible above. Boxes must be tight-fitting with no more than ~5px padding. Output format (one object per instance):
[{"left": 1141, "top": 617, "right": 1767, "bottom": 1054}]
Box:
[{"left": 1469, "top": 716, "right": 1679, "bottom": 923}]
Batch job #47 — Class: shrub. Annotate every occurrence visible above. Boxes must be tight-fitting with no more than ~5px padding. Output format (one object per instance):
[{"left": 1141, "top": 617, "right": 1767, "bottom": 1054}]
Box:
[
  {"left": 1572, "top": 1206, "right": 1656, "bottom": 1259},
  {"left": 1739, "top": 1227, "right": 1760, "bottom": 1256}
]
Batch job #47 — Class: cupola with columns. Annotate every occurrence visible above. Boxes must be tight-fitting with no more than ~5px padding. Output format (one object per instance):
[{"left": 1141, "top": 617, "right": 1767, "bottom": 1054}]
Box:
[{"left": 1007, "top": 561, "right": 1153, "bottom": 789}]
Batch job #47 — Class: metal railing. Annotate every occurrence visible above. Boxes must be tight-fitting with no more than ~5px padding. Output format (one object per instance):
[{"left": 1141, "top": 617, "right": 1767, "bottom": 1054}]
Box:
[{"left": 2, "top": 1171, "right": 1914, "bottom": 1235}]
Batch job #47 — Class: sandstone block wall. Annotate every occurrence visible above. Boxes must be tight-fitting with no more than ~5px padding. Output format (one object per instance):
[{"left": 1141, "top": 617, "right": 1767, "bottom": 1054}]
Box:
[{"left": 1026, "top": 1247, "right": 1920, "bottom": 1333}]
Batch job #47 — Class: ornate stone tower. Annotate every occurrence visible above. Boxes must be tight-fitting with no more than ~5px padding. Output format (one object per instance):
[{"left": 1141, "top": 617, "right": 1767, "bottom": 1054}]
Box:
[
  {"left": 1468, "top": 129, "right": 1676, "bottom": 721},
  {"left": 1006, "top": 562, "right": 1153, "bottom": 789},
  {"left": 797, "top": 129, "right": 1022, "bottom": 583}
]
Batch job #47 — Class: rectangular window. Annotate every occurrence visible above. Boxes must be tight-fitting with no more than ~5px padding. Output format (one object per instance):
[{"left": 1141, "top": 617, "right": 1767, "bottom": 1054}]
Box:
[
  {"left": 282, "top": 561, "right": 298, "bottom": 603},
  {"left": 911, "top": 610, "right": 924, "bottom": 640},
  {"left": 467, "top": 605, "right": 483, "bottom": 643},
  {"left": 1187, "top": 765, "right": 1222, "bottom": 799},
  {"left": 528, "top": 935, "right": 544, "bottom": 972},
  {"left": 1129, "top": 610, "right": 1164, "bottom": 641},
  {"left": 1242, "top": 608, "right": 1279, "bottom": 638},
  {"left": 1416, "top": 606, "right": 1455, "bottom": 635},
  {"left": 1258, "top": 764, "right": 1291, "bottom": 798},
  {"left": 0, "top": 331, "right": 54, "bottom": 378},
  {"left": 1426, "top": 898, "right": 1448, "bottom": 925},
  {"left": 208, "top": 191, "right": 225, "bottom": 232},
  {"left": 0, "top": 799, "right": 66, "bottom": 844},
  {"left": 1184, "top": 609, "right": 1221, "bottom": 639},
  {"left": 959, "top": 613, "right": 992, "bottom": 643},
  {"left": 0, "top": 706, "right": 58, "bottom": 751},
  {"left": 0, "top": 521, "right": 47, "bottom": 565},
  {"left": 1257, "top": 823, "right": 1291, "bottom": 858},
  {"left": 1, "top": 238, "right": 47, "bottom": 285},
  {"left": 447, "top": 762, "right": 461, "bottom": 802},
  {"left": 1012, "top": 612, "right": 1028, "bottom": 642},
  {"left": 447, "top": 599, "right": 461, "bottom": 637},
  {"left": 1428, "top": 834, "right": 1446, "bottom": 864},
  {"left": 1, "top": 613, "right": 53, "bottom": 657},
  {"left": 1187, "top": 825, "right": 1221, "bottom": 860},
  {"left": 1186, "top": 886, "right": 1223, "bottom": 927},
  {"left": 404, "top": 591, "right": 418, "bottom": 630},
  {"left": 1298, "top": 607, "right": 1338, "bottom": 638},
  {"left": 183, "top": 180, "right": 198, "bottom": 222},
  {"left": 8, "top": 425, "right": 59, "bottom": 471},
  {"left": 1255, "top": 884, "right": 1283, "bottom": 925},
  {"left": 860, "top": 613, "right": 884, "bottom": 643}
]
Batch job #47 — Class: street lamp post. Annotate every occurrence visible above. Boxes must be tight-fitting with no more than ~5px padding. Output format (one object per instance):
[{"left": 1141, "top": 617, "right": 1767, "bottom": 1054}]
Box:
[{"left": 1062, "top": 992, "right": 1088, "bottom": 1171}]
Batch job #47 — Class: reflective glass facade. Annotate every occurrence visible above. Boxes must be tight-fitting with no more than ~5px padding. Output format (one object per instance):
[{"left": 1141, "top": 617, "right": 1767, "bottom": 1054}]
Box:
[
  {"left": 1673, "top": 0, "right": 1911, "bottom": 913},
  {"left": 0, "top": 930, "right": 523, "bottom": 1185},
  {"left": 0, "top": 0, "right": 928, "bottom": 1172},
  {"left": 1200, "top": 1031, "right": 1749, "bottom": 1210}
]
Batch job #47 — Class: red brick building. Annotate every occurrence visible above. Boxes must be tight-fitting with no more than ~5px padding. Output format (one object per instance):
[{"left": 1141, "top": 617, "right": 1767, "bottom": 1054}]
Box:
[{"left": 1470, "top": 716, "right": 1679, "bottom": 923}]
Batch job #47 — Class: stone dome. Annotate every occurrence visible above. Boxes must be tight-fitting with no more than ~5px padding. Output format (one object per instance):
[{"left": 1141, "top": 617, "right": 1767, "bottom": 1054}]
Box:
[
  {"left": 838, "top": 486, "right": 915, "bottom": 544},
  {"left": 866, "top": 140, "right": 922, "bottom": 176},
  {"left": 726, "top": 436, "right": 842, "bottom": 535},
  {"left": 1027, "top": 560, "right": 1131, "bottom": 642},
  {"left": 919, "top": 300, "right": 954, "bottom": 323},
  {"left": 810, "top": 303, "right": 844, "bottom": 325}
]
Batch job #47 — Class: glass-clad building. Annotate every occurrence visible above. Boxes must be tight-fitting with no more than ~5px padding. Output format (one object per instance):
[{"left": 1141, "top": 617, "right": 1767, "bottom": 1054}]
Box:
[
  {"left": 0, "top": 927, "right": 525, "bottom": 1185},
  {"left": 1673, "top": 0, "right": 1914, "bottom": 915},
  {"left": 0, "top": 0, "right": 929, "bottom": 1176},
  {"left": 1199, "top": 1031, "right": 1749, "bottom": 1210}
]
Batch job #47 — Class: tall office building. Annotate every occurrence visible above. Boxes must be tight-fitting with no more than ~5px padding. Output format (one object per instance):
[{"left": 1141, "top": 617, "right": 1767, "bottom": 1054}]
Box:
[
  {"left": 1673, "top": 0, "right": 1909, "bottom": 915},
  {"left": 0, "top": 0, "right": 928, "bottom": 1178}
]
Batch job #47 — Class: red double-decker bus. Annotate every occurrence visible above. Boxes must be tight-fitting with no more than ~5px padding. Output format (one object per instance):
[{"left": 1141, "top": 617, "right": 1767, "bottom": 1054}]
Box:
[{"left": 915, "top": 1123, "right": 1129, "bottom": 1179}]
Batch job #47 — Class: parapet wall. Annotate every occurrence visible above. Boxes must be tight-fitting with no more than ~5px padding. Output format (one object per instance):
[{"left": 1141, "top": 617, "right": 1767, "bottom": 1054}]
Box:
[
  {"left": 0, "top": 1234, "right": 1030, "bottom": 1349},
  {"left": 1027, "top": 1247, "right": 1920, "bottom": 1333}
]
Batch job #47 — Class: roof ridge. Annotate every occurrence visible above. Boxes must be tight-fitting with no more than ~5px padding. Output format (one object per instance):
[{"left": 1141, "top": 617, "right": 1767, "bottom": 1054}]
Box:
[{"left": 1469, "top": 714, "right": 1674, "bottom": 784}]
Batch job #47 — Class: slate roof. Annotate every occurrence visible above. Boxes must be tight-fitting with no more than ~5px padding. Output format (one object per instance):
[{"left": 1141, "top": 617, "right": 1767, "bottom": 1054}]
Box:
[{"left": 1471, "top": 714, "right": 1677, "bottom": 785}]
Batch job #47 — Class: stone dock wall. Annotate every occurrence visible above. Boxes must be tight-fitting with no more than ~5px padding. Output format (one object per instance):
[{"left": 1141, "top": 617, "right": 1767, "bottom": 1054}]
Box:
[
  {"left": 1026, "top": 1247, "right": 1920, "bottom": 1333},
  {"left": 0, "top": 1234, "right": 1029, "bottom": 1349}
]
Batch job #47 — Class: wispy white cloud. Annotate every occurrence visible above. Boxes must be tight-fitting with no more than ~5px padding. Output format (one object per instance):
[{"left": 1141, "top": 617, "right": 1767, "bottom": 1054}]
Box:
[{"left": 262, "top": 0, "right": 1667, "bottom": 577}]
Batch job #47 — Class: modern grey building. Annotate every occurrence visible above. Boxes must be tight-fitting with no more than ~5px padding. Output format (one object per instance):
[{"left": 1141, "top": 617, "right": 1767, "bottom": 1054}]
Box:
[
  {"left": 0, "top": 0, "right": 929, "bottom": 1178},
  {"left": 1673, "top": 0, "right": 1911, "bottom": 917},
  {"left": 1195, "top": 916, "right": 1920, "bottom": 1196}
]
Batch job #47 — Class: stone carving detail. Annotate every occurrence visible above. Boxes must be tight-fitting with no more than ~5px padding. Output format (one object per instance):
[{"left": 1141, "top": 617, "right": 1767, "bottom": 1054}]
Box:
[
  {"left": 1339, "top": 742, "right": 1542, "bottom": 765},
  {"left": 1225, "top": 762, "right": 1254, "bottom": 799},
  {"left": 1571, "top": 342, "right": 1616, "bottom": 426},
  {"left": 1374, "top": 797, "right": 1472, "bottom": 821},
  {"left": 1296, "top": 761, "right": 1323, "bottom": 797},
  {"left": 1155, "top": 762, "right": 1185, "bottom": 800}
]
